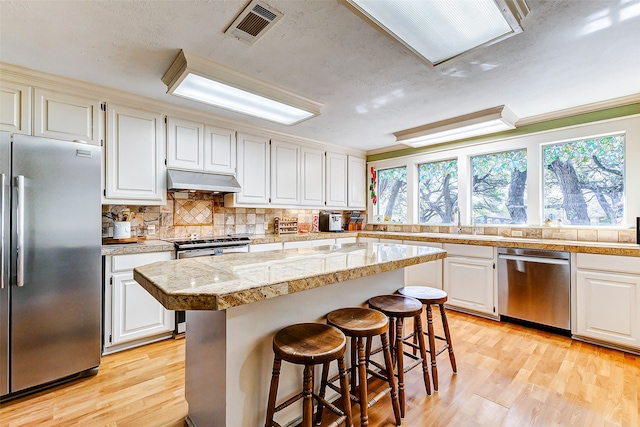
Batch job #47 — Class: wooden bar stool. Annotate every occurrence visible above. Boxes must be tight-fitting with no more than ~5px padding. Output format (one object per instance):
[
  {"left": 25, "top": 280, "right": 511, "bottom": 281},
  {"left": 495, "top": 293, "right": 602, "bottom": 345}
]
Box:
[
  {"left": 397, "top": 286, "right": 457, "bottom": 391},
  {"left": 324, "top": 308, "right": 402, "bottom": 427},
  {"left": 265, "top": 323, "right": 353, "bottom": 427},
  {"left": 368, "top": 294, "right": 431, "bottom": 417}
]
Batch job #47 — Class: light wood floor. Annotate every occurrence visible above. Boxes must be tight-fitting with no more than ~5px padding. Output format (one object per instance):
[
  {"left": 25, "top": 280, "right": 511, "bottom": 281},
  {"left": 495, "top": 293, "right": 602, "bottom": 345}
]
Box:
[{"left": 1, "top": 309, "right": 638, "bottom": 426}]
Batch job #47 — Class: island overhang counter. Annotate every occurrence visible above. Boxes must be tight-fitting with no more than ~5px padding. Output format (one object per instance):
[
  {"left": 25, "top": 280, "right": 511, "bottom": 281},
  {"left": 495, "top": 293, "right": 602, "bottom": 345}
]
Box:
[{"left": 134, "top": 242, "right": 446, "bottom": 427}]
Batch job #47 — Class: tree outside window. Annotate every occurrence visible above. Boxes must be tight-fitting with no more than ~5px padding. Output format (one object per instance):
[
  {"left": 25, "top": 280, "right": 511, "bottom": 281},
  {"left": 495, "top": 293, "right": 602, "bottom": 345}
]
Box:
[
  {"left": 543, "top": 135, "right": 624, "bottom": 226},
  {"left": 375, "top": 167, "right": 407, "bottom": 222},
  {"left": 418, "top": 159, "right": 458, "bottom": 224},
  {"left": 472, "top": 149, "right": 527, "bottom": 224}
]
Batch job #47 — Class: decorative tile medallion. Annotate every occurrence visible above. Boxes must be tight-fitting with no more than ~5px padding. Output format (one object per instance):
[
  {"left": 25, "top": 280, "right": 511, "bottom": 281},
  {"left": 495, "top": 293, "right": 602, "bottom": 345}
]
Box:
[{"left": 174, "top": 200, "right": 214, "bottom": 226}]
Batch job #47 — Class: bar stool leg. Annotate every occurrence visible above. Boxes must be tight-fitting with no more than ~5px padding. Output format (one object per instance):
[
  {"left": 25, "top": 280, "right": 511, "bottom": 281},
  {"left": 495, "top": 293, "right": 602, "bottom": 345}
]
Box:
[
  {"left": 302, "top": 365, "right": 314, "bottom": 427},
  {"left": 440, "top": 303, "right": 457, "bottom": 373},
  {"left": 380, "top": 332, "right": 402, "bottom": 426},
  {"left": 265, "top": 357, "right": 282, "bottom": 427},
  {"left": 315, "top": 361, "right": 331, "bottom": 425},
  {"left": 389, "top": 317, "right": 397, "bottom": 365},
  {"left": 425, "top": 304, "right": 439, "bottom": 391},
  {"left": 395, "top": 317, "right": 405, "bottom": 417},
  {"left": 356, "top": 337, "right": 369, "bottom": 426},
  {"left": 350, "top": 338, "right": 357, "bottom": 393},
  {"left": 414, "top": 314, "right": 432, "bottom": 396},
  {"left": 337, "top": 355, "right": 354, "bottom": 427}
]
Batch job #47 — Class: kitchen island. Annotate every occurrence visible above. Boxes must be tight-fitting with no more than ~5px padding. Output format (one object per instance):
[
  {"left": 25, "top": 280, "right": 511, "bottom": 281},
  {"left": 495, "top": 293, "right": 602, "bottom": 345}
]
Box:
[{"left": 134, "top": 242, "right": 446, "bottom": 427}]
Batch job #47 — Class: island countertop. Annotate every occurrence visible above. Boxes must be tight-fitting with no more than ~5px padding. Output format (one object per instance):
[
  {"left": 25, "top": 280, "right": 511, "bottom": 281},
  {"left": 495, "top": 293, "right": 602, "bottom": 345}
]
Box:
[{"left": 133, "top": 242, "right": 446, "bottom": 311}]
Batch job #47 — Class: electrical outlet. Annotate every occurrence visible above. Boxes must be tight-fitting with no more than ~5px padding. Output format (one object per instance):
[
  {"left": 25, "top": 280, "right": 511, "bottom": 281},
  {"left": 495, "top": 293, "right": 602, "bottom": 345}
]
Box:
[
  {"left": 264, "top": 222, "right": 269, "bottom": 230},
  {"left": 147, "top": 224, "right": 156, "bottom": 235},
  {"left": 511, "top": 230, "right": 523, "bottom": 237}
]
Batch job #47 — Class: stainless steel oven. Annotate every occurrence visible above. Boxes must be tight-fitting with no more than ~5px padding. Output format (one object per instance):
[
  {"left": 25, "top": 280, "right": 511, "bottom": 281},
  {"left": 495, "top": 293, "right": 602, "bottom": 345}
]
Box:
[
  {"left": 498, "top": 247, "right": 571, "bottom": 331},
  {"left": 172, "top": 237, "right": 250, "bottom": 334}
]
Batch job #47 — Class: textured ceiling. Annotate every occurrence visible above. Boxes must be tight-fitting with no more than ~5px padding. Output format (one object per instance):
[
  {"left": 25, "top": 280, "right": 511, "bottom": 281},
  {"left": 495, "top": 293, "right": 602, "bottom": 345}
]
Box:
[{"left": 1, "top": 0, "right": 639, "bottom": 151}]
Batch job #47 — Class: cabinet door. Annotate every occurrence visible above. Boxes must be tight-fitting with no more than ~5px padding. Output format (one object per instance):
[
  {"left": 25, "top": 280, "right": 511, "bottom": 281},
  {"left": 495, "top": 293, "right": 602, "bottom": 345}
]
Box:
[
  {"left": 0, "top": 80, "right": 31, "bottom": 134},
  {"left": 34, "top": 88, "right": 101, "bottom": 145},
  {"left": 300, "top": 146, "right": 325, "bottom": 206},
  {"left": 167, "top": 117, "right": 204, "bottom": 170},
  {"left": 111, "top": 272, "right": 174, "bottom": 346},
  {"left": 249, "top": 242, "right": 284, "bottom": 252},
  {"left": 325, "top": 151, "right": 347, "bottom": 208},
  {"left": 105, "top": 104, "right": 165, "bottom": 204},
  {"left": 348, "top": 155, "right": 366, "bottom": 209},
  {"left": 236, "top": 133, "right": 270, "bottom": 204},
  {"left": 204, "top": 125, "right": 236, "bottom": 174},
  {"left": 270, "top": 139, "right": 300, "bottom": 205},
  {"left": 283, "top": 240, "right": 313, "bottom": 249},
  {"left": 576, "top": 270, "right": 640, "bottom": 349},
  {"left": 403, "top": 241, "right": 443, "bottom": 289},
  {"left": 444, "top": 256, "right": 494, "bottom": 315}
]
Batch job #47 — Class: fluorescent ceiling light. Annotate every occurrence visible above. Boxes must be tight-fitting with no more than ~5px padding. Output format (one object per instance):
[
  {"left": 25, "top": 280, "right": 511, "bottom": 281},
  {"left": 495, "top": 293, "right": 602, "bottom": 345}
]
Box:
[
  {"left": 162, "top": 50, "right": 322, "bottom": 125},
  {"left": 344, "top": 0, "right": 529, "bottom": 65},
  {"left": 395, "top": 106, "right": 518, "bottom": 147}
]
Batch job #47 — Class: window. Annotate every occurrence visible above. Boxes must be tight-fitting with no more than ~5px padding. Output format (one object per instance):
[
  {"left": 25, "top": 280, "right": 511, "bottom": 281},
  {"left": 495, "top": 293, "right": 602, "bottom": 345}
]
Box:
[
  {"left": 418, "top": 159, "right": 458, "bottom": 224},
  {"left": 472, "top": 149, "right": 527, "bottom": 224},
  {"left": 374, "top": 167, "right": 407, "bottom": 222},
  {"left": 543, "top": 135, "right": 624, "bottom": 226}
]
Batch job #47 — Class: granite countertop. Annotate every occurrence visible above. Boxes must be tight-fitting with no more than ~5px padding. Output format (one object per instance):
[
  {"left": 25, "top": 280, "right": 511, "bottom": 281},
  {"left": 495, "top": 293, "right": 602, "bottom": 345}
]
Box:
[
  {"left": 133, "top": 242, "right": 446, "bottom": 311},
  {"left": 101, "top": 239, "right": 175, "bottom": 256},
  {"left": 357, "top": 231, "right": 640, "bottom": 257},
  {"left": 103, "top": 230, "right": 639, "bottom": 257}
]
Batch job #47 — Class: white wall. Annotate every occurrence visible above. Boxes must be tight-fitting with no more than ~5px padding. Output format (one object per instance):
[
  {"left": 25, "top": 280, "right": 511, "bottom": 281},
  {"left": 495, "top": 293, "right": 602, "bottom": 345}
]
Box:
[{"left": 368, "top": 114, "right": 640, "bottom": 227}]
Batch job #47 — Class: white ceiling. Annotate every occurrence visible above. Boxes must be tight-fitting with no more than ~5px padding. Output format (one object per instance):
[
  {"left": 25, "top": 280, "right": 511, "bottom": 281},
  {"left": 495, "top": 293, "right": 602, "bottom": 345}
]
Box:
[{"left": 1, "top": 0, "right": 639, "bottom": 152}]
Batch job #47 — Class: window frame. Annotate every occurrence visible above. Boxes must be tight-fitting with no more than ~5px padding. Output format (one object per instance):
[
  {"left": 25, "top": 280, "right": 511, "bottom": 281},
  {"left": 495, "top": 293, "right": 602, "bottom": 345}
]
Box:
[{"left": 367, "top": 115, "right": 637, "bottom": 228}]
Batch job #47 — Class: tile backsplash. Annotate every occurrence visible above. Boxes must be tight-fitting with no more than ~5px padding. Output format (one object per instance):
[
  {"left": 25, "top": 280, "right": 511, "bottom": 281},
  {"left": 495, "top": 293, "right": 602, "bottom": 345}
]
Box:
[{"left": 102, "top": 193, "right": 347, "bottom": 239}]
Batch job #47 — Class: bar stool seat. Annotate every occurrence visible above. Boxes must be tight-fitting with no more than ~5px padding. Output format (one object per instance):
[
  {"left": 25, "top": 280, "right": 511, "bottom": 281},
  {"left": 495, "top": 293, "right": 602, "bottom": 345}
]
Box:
[
  {"left": 265, "top": 323, "right": 353, "bottom": 427},
  {"left": 368, "top": 294, "right": 431, "bottom": 417},
  {"left": 324, "top": 308, "right": 402, "bottom": 427},
  {"left": 398, "top": 286, "right": 457, "bottom": 391}
]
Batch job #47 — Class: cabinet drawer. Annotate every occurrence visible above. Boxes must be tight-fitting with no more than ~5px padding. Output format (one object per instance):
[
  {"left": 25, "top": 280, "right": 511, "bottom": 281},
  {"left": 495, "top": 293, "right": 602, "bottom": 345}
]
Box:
[
  {"left": 112, "top": 251, "right": 173, "bottom": 272},
  {"left": 577, "top": 253, "right": 640, "bottom": 275},
  {"left": 444, "top": 243, "right": 493, "bottom": 259},
  {"left": 249, "top": 242, "right": 283, "bottom": 252}
]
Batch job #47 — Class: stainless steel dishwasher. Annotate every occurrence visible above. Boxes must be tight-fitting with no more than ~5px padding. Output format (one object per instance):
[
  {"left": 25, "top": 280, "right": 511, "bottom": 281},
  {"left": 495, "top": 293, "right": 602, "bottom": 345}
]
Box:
[{"left": 497, "top": 248, "right": 571, "bottom": 331}]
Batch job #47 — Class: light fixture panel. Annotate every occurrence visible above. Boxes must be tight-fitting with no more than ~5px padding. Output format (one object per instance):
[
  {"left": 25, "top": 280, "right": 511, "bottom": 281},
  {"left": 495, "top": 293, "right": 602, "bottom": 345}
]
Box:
[
  {"left": 395, "top": 106, "right": 518, "bottom": 147},
  {"left": 344, "top": 0, "right": 529, "bottom": 65},
  {"left": 162, "top": 50, "right": 322, "bottom": 125}
]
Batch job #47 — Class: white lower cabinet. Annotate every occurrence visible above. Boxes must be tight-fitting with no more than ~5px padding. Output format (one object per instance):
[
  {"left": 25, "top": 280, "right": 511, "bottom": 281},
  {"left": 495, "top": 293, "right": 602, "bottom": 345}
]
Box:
[
  {"left": 249, "top": 242, "right": 284, "bottom": 252},
  {"left": 104, "top": 251, "right": 174, "bottom": 354},
  {"left": 575, "top": 254, "right": 640, "bottom": 351},
  {"left": 403, "top": 241, "right": 443, "bottom": 289},
  {"left": 357, "top": 237, "right": 379, "bottom": 243},
  {"left": 283, "top": 240, "right": 313, "bottom": 249},
  {"left": 336, "top": 236, "right": 357, "bottom": 245},
  {"left": 443, "top": 244, "right": 496, "bottom": 317}
]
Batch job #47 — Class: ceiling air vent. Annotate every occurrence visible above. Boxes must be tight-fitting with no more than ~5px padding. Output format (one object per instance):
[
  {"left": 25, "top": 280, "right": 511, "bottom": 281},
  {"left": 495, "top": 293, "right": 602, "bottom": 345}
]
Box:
[{"left": 224, "top": 0, "right": 283, "bottom": 45}]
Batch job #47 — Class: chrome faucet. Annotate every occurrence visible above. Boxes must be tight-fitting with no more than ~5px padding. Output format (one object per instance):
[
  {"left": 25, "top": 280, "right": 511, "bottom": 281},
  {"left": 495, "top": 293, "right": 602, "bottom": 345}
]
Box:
[{"left": 452, "top": 206, "right": 462, "bottom": 234}]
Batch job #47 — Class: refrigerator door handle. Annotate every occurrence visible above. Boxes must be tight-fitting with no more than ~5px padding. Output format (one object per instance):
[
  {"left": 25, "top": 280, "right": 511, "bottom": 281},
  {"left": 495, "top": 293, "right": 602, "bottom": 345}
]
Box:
[
  {"left": 1, "top": 173, "right": 4, "bottom": 289},
  {"left": 16, "top": 175, "right": 25, "bottom": 287}
]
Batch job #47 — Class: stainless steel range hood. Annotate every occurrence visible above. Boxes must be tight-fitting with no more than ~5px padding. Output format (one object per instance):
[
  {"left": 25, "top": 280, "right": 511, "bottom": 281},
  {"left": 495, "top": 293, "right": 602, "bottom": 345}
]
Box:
[{"left": 167, "top": 169, "right": 242, "bottom": 193}]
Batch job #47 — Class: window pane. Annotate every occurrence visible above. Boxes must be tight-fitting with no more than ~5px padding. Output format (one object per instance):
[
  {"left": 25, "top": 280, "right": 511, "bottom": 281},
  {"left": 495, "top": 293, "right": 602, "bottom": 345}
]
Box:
[
  {"left": 418, "top": 159, "right": 458, "bottom": 224},
  {"left": 472, "top": 149, "right": 527, "bottom": 224},
  {"left": 543, "top": 135, "right": 624, "bottom": 226},
  {"left": 374, "top": 167, "right": 407, "bottom": 222}
]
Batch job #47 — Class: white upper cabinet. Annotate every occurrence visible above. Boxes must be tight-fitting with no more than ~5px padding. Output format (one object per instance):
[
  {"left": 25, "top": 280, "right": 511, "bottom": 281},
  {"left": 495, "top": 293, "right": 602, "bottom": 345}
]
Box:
[
  {"left": 204, "top": 125, "right": 236, "bottom": 174},
  {"left": 325, "top": 151, "right": 348, "bottom": 208},
  {"left": 166, "top": 116, "right": 204, "bottom": 170},
  {"left": 348, "top": 155, "right": 366, "bottom": 209},
  {"left": 33, "top": 88, "right": 101, "bottom": 145},
  {"left": 270, "top": 139, "right": 300, "bottom": 205},
  {"left": 0, "top": 80, "right": 31, "bottom": 134},
  {"left": 105, "top": 103, "right": 165, "bottom": 204},
  {"left": 300, "top": 146, "right": 325, "bottom": 207},
  {"left": 234, "top": 132, "right": 270, "bottom": 205}
]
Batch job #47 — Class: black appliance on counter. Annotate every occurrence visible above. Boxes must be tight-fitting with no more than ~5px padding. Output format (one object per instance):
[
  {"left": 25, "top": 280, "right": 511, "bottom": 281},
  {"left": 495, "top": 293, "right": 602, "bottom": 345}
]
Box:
[{"left": 171, "top": 237, "right": 251, "bottom": 334}]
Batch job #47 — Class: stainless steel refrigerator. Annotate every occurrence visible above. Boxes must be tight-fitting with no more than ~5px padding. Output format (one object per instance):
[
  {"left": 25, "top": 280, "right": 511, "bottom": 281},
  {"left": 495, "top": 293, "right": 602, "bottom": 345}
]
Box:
[{"left": 1, "top": 132, "right": 102, "bottom": 400}]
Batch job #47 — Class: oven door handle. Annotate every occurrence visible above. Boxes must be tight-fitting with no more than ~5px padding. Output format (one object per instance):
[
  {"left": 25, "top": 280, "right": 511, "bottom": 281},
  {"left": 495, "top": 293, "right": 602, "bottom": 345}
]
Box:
[{"left": 498, "top": 254, "right": 569, "bottom": 265}]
